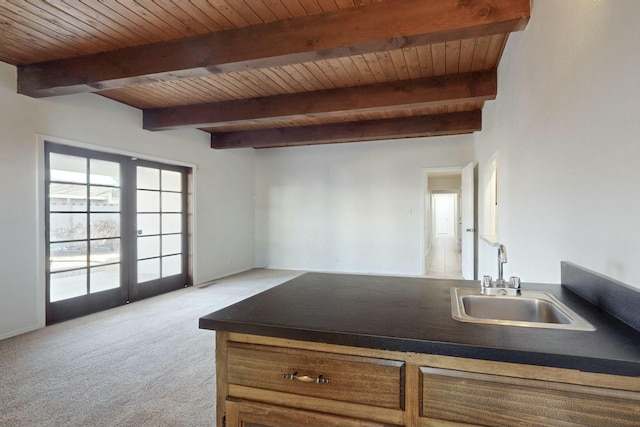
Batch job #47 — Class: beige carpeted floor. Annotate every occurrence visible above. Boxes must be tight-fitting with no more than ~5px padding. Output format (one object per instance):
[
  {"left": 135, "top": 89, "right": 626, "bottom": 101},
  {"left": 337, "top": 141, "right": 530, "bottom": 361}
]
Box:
[{"left": 0, "top": 268, "right": 303, "bottom": 427}]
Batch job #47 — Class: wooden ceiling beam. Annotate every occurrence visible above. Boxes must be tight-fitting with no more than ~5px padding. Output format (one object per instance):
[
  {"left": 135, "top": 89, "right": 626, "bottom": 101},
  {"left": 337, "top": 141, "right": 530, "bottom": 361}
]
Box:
[
  {"left": 143, "top": 71, "right": 496, "bottom": 131},
  {"left": 210, "top": 110, "right": 482, "bottom": 149},
  {"left": 17, "top": 0, "right": 529, "bottom": 97}
]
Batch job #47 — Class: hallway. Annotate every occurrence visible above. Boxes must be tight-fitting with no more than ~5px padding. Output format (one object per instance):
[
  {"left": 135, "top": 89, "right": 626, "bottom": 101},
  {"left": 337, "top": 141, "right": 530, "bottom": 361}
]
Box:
[{"left": 426, "top": 236, "right": 462, "bottom": 278}]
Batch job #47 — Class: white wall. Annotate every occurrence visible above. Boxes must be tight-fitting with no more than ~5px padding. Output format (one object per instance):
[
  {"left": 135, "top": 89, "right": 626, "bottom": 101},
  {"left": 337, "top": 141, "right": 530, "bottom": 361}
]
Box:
[
  {"left": 255, "top": 137, "right": 473, "bottom": 275},
  {"left": 0, "top": 62, "right": 256, "bottom": 339},
  {"left": 475, "top": 0, "right": 640, "bottom": 288},
  {"left": 428, "top": 176, "right": 461, "bottom": 191}
]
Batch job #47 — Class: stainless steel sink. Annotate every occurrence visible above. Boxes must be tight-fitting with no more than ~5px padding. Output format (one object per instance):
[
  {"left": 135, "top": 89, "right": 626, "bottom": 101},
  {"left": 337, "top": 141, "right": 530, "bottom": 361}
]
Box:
[{"left": 451, "top": 288, "right": 595, "bottom": 331}]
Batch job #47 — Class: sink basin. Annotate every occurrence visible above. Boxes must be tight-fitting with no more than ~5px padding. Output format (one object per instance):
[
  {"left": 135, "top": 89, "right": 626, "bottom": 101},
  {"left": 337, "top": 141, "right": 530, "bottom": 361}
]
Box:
[{"left": 451, "top": 288, "right": 595, "bottom": 331}]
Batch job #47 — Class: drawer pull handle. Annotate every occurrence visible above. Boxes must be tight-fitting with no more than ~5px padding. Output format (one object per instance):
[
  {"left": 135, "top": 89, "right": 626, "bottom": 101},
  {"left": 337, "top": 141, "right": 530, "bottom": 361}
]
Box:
[{"left": 282, "top": 372, "right": 331, "bottom": 384}]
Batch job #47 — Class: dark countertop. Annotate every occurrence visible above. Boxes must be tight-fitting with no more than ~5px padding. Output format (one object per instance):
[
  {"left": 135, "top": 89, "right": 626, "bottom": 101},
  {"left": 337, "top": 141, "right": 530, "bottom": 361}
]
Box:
[{"left": 199, "top": 272, "right": 640, "bottom": 377}]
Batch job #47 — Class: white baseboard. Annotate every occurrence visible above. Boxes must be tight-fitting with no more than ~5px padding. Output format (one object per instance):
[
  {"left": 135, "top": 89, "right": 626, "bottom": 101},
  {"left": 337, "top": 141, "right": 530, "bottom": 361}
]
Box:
[{"left": 0, "top": 323, "right": 43, "bottom": 341}]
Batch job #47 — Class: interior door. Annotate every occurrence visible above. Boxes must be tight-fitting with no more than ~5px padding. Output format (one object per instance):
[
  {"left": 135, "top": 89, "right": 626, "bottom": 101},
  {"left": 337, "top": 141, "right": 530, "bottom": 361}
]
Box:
[
  {"left": 461, "top": 162, "right": 476, "bottom": 280},
  {"left": 434, "top": 194, "right": 455, "bottom": 237}
]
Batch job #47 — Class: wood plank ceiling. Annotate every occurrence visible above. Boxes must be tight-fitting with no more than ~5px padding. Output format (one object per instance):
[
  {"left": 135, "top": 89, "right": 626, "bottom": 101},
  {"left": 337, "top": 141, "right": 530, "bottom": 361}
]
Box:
[{"left": 0, "top": 0, "right": 530, "bottom": 149}]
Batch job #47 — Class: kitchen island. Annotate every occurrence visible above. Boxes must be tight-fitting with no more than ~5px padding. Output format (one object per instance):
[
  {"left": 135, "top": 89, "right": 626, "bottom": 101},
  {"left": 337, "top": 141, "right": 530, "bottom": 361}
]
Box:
[{"left": 200, "top": 270, "right": 640, "bottom": 426}]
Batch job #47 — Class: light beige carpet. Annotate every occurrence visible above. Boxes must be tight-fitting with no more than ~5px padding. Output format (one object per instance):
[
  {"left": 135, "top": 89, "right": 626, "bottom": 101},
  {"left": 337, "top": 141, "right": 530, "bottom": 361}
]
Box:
[{"left": 0, "top": 269, "right": 302, "bottom": 427}]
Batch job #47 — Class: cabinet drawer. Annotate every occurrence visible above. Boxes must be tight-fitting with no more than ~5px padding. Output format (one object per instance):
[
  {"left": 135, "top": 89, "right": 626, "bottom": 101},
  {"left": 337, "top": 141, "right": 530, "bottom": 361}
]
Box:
[
  {"left": 420, "top": 367, "right": 640, "bottom": 427},
  {"left": 225, "top": 399, "right": 398, "bottom": 427},
  {"left": 227, "top": 342, "right": 405, "bottom": 409}
]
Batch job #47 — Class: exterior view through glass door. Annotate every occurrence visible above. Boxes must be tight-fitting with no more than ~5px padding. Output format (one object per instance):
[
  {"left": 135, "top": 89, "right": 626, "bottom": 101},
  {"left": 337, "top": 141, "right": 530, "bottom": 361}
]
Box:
[{"left": 45, "top": 142, "right": 190, "bottom": 324}]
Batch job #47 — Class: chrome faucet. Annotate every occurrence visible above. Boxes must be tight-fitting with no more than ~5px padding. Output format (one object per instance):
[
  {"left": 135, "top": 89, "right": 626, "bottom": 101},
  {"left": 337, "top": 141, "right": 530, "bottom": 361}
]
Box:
[
  {"left": 481, "top": 244, "right": 521, "bottom": 295},
  {"left": 497, "top": 244, "right": 507, "bottom": 287}
]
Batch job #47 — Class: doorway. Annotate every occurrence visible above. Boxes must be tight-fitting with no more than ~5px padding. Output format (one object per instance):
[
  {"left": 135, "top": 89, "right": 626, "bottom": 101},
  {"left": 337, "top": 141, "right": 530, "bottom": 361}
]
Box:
[
  {"left": 45, "top": 142, "right": 191, "bottom": 324},
  {"left": 423, "top": 165, "right": 476, "bottom": 279}
]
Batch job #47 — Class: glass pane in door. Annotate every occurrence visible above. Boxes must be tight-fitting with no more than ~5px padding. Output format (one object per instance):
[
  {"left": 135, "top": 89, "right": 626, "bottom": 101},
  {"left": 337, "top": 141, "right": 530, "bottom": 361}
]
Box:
[
  {"left": 50, "top": 242, "right": 87, "bottom": 272},
  {"left": 90, "top": 238, "right": 120, "bottom": 266},
  {"left": 162, "top": 234, "right": 182, "bottom": 256},
  {"left": 137, "top": 167, "right": 160, "bottom": 189},
  {"left": 137, "top": 190, "right": 160, "bottom": 211},
  {"left": 138, "top": 258, "right": 160, "bottom": 283},
  {"left": 49, "top": 183, "right": 87, "bottom": 211},
  {"left": 161, "top": 214, "right": 181, "bottom": 234},
  {"left": 50, "top": 153, "right": 87, "bottom": 183},
  {"left": 49, "top": 213, "right": 87, "bottom": 241},
  {"left": 162, "top": 255, "right": 182, "bottom": 277},
  {"left": 161, "top": 192, "right": 181, "bottom": 212},
  {"left": 138, "top": 236, "right": 160, "bottom": 259},
  {"left": 90, "top": 264, "right": 120, "bottom": 293},
  {"left": 90, "top": 186, "right": 120, "bottom": 212},
  {"left": 50, "top": 269, "right": 87, "bottom": 302},
  {"left": 161, "top": 170, "right": 181, "bottom": 192},
  {"left": 90, "top": 159, "right": 119, "bottom": 185},
  {"left": 137, "top": 214, "right": 160, "bottom": 235}
]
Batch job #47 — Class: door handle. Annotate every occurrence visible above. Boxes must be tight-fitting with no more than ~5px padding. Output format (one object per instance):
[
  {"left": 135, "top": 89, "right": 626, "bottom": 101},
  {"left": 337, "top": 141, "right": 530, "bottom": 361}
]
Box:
[
  {"left": 466, "top": 228, "right": 476, "bottom": 232},
  {"left": 137, "top": 229, "right": 143, "bottom": 235}
]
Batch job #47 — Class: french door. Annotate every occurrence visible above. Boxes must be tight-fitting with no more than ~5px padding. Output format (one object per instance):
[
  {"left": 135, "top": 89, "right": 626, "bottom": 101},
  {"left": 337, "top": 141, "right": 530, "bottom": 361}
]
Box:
[
  {"left": 45, "top": 142, "right": 190, "bottom": 324},
  {"left": 130, "top": 159, "right": 189, "bottom": 301}
]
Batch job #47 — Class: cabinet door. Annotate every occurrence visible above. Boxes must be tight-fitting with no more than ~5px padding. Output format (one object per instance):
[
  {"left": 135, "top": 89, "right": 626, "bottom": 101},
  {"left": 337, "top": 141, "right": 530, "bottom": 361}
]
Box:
[{"left": 225, "top": 399, "right": 397, "bottom": 427}]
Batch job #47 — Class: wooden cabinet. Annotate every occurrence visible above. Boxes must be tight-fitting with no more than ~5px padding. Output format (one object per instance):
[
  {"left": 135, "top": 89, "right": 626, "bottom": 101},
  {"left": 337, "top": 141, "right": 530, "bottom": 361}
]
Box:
[{"left": 216, "top": 332, "right": 640, "bottom": 427}]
